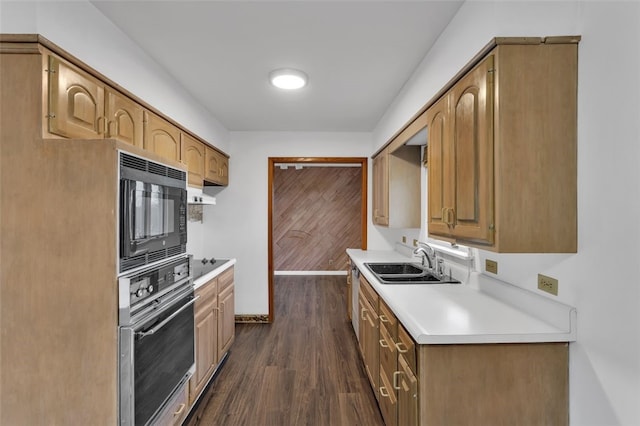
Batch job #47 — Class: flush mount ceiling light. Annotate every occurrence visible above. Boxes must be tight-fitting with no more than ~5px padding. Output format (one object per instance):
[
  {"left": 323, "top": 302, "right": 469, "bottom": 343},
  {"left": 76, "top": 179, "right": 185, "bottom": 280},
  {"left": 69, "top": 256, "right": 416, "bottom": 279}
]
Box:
[{"left": 269, "top": 68, "right": 308, "bottom": 90}]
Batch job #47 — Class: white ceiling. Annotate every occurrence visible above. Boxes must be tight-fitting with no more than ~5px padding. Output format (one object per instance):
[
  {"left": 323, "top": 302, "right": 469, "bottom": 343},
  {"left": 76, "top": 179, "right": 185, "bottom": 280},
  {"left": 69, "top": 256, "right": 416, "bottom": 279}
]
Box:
[{"left": 91, "top": 1, "right": 463, "bottom": 132}]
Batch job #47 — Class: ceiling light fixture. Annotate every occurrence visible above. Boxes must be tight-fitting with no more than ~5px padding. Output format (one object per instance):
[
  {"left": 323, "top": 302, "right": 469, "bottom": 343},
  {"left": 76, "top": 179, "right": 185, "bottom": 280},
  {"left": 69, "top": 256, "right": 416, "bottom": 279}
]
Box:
[{"left": 269, "top": 68, "right": 308, "bottom": 90}]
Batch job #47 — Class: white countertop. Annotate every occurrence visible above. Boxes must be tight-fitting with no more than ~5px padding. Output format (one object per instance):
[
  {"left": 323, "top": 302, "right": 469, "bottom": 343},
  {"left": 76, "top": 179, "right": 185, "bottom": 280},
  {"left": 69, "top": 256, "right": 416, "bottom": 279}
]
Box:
[
  {"left": 193, "top": 258, "right": 236, "bottom": 289},
  {"left": 347, "top": 249, "right": 577, "bottom": 345}
]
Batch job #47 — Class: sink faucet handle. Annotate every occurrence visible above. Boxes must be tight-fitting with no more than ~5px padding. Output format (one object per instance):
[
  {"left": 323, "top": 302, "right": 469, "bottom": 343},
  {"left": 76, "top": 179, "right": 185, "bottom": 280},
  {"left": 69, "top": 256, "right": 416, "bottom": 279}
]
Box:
[{"left": 437, "top": 258, "right": 445, "bottom": 277}]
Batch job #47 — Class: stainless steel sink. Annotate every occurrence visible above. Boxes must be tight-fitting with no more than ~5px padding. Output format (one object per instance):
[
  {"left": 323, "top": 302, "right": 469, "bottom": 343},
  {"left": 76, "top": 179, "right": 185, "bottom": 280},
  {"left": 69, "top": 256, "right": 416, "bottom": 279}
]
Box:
[{"left": 363, "top": 262, "right": 460, "bottom": 285}]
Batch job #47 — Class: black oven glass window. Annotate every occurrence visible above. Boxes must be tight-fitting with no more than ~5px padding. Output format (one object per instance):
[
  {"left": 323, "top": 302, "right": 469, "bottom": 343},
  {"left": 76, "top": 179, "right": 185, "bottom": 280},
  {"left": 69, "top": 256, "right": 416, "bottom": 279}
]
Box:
[{"left": 133, "top": 182, "right": 175, "bottom": 239}]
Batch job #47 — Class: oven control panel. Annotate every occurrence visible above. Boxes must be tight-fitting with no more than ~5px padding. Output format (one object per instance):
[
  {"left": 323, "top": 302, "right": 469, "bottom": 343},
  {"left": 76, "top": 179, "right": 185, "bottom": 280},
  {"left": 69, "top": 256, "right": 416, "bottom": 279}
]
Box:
[{"left": 121, "top": 256, "right": 192, "bottom": 307}]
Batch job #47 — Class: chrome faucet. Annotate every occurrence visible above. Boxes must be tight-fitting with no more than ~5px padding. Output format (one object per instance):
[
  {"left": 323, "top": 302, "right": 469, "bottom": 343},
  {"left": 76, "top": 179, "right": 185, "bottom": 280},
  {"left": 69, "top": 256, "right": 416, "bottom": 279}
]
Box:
[{"left": 413, "top": 243, "right": 436, "bottom": 271}]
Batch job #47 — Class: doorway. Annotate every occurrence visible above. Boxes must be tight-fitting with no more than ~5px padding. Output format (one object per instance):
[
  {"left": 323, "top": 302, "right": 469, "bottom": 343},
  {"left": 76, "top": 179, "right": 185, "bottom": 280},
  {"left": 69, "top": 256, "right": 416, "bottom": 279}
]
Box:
[{"left": 267, "top": 157, "right": 368, "bottom": 322}]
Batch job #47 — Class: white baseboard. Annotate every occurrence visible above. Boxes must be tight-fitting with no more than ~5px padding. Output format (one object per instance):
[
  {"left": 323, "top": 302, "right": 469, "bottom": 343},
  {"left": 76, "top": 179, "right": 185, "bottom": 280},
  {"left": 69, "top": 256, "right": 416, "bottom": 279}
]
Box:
[{"left": 274, "top": 271, "right": 347, "bottom": 276}]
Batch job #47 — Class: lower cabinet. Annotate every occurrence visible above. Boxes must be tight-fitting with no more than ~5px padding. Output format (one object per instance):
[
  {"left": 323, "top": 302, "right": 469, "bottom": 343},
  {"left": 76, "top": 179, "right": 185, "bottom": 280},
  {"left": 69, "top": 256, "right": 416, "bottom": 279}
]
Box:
[
  {"left": 189, "top": 267, "right": 235, "bottom": 408},
  {"left": 396, "top": 323, "right": 418, "bottom": 426},
  {"left": 217, "top": 267, "right": 235, "bottom": 359},
  {"left": 378, "top": 302, "right": 398, "bottom": 426},
  {"left": 358, "top": 275, "right": 379, "bottom": 400},
  {"left": 356, "top": 268, "right": 569, "bottom": 426}
]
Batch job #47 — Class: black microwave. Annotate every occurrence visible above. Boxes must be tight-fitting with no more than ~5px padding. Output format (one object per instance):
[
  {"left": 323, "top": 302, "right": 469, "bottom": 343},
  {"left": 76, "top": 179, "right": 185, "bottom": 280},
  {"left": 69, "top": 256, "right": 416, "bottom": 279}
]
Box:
[{"left": 119, "top": 152, "right": 187, "bottom": 273}]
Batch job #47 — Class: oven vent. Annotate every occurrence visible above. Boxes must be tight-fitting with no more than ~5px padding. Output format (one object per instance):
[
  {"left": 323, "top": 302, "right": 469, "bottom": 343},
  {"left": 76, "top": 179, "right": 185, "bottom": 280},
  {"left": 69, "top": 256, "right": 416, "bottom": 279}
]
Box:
[
  {"left": 120, "top": 152, "right": 186, "bottom": 182},
  {"left": 120, "top": 244, "right": 186, "bottom": 273},
  {"left": 167, "top": 244, "right": 186, "bottom": 258},
  {"left": 147, "top": 249, "right": 166, "bottom": 264},
  {"left": 168, "top": 168, "right": 186, "bottom": 182},
  {"left": 120, "top": 153, "right": 146, "bottom": 172},
  {"left": 120, "top": 254, "right": 146, "bottom": 272}
]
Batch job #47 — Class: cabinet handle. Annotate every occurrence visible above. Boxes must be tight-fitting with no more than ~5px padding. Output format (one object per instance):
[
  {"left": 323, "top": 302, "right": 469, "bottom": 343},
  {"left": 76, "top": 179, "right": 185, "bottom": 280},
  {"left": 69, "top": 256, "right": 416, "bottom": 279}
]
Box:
[
  {"left": 174, "top": 403, "right": 186, "bottom": 417},
  {"left": 379, "top": 386, "right": 390, "bottom": 398},
  {"left": 395, "top": 342, "right": 408, "bottom": 353},
  {"left": 379, "top": 339, "right": 389, "bottom": 348},
  {"left": 380, "top": 314, "right": 389, "bottom": 323},
  {"left": 393, "top": 371, "right": 402, "bottom": 390},
  {"left": 448, "top": 208, "right": 455, "bottom": 226},
  {"left": 361, "top": 307, "right": 367, "bottom": 320}
]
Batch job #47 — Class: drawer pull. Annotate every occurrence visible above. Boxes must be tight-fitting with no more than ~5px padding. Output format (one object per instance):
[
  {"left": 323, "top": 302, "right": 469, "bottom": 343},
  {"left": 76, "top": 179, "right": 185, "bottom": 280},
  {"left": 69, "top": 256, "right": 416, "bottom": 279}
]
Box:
[
  {"left": 380, "top": 314, "right": 390, "bottom": 323},
  {"left": 379, "top": 386, "right": 390, "bottom": 398},
  {"left": 379, "top": 339, "right": 389, "bottom": 348},
  {"left": 174, "top": 403, "right": 186, "bottom": 416},
  {"left": 395, "top": 342, "right": 408, "bottom": 353},
  {"left": 393, "top": 371, "right": 402, "bottom": 390}
]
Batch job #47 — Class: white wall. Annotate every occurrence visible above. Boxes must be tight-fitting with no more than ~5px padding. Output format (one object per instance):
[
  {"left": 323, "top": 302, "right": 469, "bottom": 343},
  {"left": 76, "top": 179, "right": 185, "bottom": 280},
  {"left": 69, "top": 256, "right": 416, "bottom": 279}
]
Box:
[
  {"left": 0, "top": 0, "right": 229, "bottom": 150},
  {"left": 188, "top": 131, "right": 372, "bottom": 314},
  {"left": 374, "top": 2, "right": 640, "bottom": 425}
]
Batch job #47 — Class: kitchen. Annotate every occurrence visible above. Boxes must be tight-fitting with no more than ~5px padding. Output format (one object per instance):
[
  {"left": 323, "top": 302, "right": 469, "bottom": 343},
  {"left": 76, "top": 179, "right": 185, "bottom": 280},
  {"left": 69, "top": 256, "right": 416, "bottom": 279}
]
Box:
[{"left": 0, "top": 1, "right": 639, "bottom": 426}]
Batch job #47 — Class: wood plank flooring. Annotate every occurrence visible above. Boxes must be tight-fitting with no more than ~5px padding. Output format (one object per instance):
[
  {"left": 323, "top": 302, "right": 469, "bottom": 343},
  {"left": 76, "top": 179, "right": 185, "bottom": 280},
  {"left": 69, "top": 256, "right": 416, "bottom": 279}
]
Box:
[{"left": 186, "top": 275, "right": 384, "bottom": 426}]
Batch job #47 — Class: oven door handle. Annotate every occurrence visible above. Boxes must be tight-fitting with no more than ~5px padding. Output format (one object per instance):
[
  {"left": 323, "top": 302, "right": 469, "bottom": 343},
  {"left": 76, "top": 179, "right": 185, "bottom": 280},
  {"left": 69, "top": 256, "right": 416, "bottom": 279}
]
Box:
[{"left": 136, "top": 295, "right": 200, "bottom": 339}]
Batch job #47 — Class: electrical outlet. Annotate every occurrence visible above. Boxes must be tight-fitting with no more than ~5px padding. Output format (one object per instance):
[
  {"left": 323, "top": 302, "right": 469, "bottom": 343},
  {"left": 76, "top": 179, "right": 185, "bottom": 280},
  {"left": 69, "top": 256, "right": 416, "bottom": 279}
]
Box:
[
  {"left": 485, "top": 259, "right": 498, "bottom": 274},
  {"left": 413, "top": 239, "right": 418, "bottom": 247},
  {"left": 402, "top": 236, "right": 407, "bottom": 243},
  {"left": 538, "top": 274, "right": 558, "bottom": 296}
]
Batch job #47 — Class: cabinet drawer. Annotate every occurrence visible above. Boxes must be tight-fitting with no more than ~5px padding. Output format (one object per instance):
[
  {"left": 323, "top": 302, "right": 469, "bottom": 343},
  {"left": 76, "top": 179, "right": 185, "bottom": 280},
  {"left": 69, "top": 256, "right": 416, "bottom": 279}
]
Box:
[
  {"left": 217, "top": 267, "right": 234, "bottom": 293},
  {"left": 359, "top": 275, "right": 378, "bottom": 311},
  {"left": 379, "top": 321, "right": 397, "bottom": 379},
  {"left": 154, "top": 381, "right": 189, "bottom": 426},
  {"left": 379, "top": 298, "right": 397, "bottom": 340},
  {"left": 195, "top": 277, "right": 217, "bottom": 307},
  {"left": 397, "top": 323, "right": 416, "bottom": 374}
]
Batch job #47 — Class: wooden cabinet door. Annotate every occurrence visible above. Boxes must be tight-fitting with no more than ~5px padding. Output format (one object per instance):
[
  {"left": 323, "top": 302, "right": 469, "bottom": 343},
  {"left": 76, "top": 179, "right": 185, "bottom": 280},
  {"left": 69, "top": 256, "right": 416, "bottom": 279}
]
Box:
[
  {"left": 449, "top": 54, "right": 494, "bottom": 245},
  {"left": 379, "top": 323, "right": 398, "bottom": 426},
  {"left": 218, "top": 156, "right": 229, "bottom": 186},
  {"left": 205, "top": 146, "right": 229, "bottom": 186},
  {"left": 190, "top": 283, "right": 218, "bottom": 405},
  {"left": 47, "top": 55, "right": 104, "bottom": 139},
  {"left": 372, "top": 150, "right": 389, "bottom": 226},
  {"left": 144, "top": 111, "right": 181, "bottom": 162},
  {"left": 181, "top": 133, "right": 205, "bottom": 188},
  {"left": 396, "top": 355, "right": 418, "bottom": 426},
  {"left": 426, "top": 94, "right": 451, "bottom": 237},
  {"left": 217, "top": 268, "right": 235, "bottom": 359},
  {"left": 105, "top": 88, "right": 143, "bottom": 148},
  {"left": 218, "top": 283, "right": 235, "bottom": 359},
  {"left": 363, "top": 297, "right": 379, "bottom": 400}
]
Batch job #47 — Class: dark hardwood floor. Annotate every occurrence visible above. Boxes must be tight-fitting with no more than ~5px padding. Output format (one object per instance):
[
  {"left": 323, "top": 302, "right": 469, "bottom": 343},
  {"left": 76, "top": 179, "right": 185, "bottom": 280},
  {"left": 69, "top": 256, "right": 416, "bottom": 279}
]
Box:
[{"left": 187, "top": 275, "right": 384, "bottom": 426}]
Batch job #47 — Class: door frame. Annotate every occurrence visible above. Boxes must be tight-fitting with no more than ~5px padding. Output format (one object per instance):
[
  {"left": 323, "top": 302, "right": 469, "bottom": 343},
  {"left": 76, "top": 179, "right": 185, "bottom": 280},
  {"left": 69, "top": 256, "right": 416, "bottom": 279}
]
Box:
[{"left": 267, "top": 157, "right": 368, "bottom": 323}]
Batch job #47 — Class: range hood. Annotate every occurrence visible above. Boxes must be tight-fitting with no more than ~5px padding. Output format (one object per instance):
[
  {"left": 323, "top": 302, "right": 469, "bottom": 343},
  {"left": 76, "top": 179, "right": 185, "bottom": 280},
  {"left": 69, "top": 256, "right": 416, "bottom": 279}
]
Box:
[{"left": 187, "top": 187, "right": 216, "bottom": 205}]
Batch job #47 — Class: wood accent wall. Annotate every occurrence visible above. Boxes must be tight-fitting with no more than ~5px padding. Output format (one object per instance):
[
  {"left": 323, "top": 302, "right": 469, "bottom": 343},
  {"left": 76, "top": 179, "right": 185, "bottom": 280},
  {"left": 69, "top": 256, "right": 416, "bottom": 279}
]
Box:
[{"left": 273, "top": 166, "right": 362, "bottom": 271}]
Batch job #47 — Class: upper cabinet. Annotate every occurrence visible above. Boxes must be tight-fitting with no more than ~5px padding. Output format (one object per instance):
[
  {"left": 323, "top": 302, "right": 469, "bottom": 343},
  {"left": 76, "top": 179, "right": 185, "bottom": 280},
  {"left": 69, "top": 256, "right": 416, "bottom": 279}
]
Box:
[
  {"left": 105, "top": 88, "right": 144, "bottom": 149},
  {"left": 40, "top": 47, "right": 229, "bottom": 182},
  {"left": 47, "top": 55, "right": 105, "bottom": 139},
  {"left": 427, "top": 55, "right": 493, "bottom": 244},
  {"left": 372, "top": 148, "right": 389, "bottom": 226},
  {"left": 181, "top": 132, "right": 205, "bottom": 188},
  {"left": 372, "top": 113, "right": 425, "bottom": 228},
  {"left": 426, "top": 37, "right": 579, "bottom": 252},
  {"left": 144, "top": 111, "right": 181, "bottom": 163},
  {"left": 47, "top": 55, "right": 144, "bottom": 149},
  {"left": 205, "top": 146, "right": 229, "bottom": 186}
]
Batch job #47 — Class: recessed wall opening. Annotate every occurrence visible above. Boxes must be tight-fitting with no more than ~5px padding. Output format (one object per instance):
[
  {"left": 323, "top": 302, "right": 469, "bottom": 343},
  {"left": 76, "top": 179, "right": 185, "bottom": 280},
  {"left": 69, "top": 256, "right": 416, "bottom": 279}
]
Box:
[{"left": 267, "top": 157, "right": 368, "bottom": 322}]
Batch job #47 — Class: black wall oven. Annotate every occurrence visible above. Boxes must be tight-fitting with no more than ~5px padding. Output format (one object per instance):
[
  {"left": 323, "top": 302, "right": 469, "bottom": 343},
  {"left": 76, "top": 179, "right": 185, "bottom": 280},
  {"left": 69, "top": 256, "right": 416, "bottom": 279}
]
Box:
[
  {"left": 119, "top": 151, "right": 187, "bottom": 273},
  {"left": 119, "top": 256, "right": 195, "bottom": 426}
]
